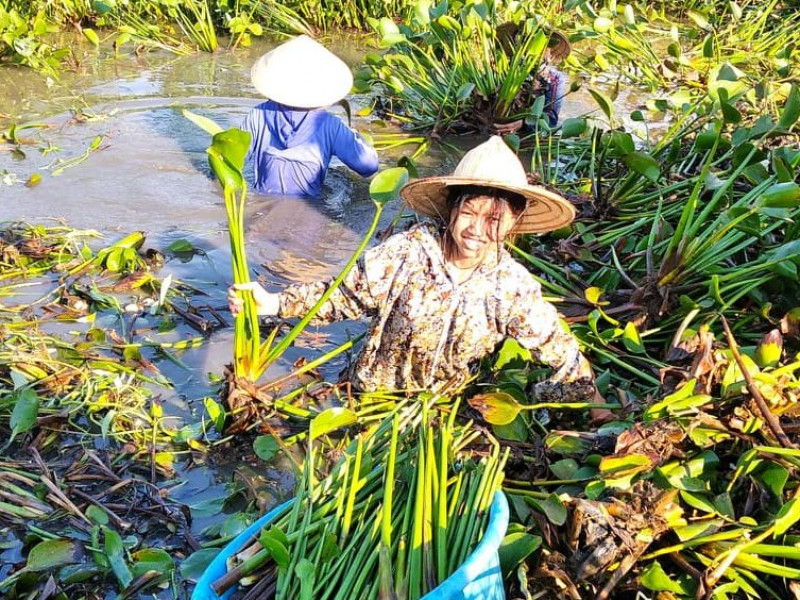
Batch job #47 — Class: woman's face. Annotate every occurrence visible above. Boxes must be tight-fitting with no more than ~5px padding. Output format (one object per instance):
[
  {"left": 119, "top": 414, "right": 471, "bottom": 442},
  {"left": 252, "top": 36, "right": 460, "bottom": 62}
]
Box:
[{"left": 448, "top": 195, "right": 517, "bottom": 265}]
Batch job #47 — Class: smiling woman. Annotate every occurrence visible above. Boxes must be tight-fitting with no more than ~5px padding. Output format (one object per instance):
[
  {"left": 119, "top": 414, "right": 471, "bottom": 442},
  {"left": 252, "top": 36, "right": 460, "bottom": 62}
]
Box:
[{"left": 229, "top": 136, "right": 614, "bottom": 421}]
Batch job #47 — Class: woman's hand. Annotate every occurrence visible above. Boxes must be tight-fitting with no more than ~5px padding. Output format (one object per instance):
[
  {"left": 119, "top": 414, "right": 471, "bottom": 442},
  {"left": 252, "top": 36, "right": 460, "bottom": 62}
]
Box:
[{"left": 227, "top": 282, "right": 280, "bottom": 317}]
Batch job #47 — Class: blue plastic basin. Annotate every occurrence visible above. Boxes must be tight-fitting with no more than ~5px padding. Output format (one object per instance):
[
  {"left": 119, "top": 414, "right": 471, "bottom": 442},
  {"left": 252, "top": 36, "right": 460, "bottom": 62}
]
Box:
[{"left": 192, "top": 491, "right": 508, "bottom": 600}]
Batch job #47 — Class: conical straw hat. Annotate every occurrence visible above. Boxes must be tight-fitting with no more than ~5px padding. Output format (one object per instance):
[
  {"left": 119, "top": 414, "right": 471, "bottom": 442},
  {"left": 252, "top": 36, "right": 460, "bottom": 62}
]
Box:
[
  {"left": 400, "top": 136, "right": 575, "bottom": 234},
  {"left": 250, "top": 35, "right": 353, "bottom": 108}
]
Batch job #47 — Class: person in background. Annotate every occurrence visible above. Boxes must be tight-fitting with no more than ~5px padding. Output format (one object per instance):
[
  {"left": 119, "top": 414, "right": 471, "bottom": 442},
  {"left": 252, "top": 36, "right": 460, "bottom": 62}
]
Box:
[
  {"left": 229, "top": 136, "right": 614, "bottom": 424},
  {"left": 535, "top": 30, "right": 571, "bottom": 128},
  {"left": 241, "top": 35, "right": 379, "bottom": 198}
]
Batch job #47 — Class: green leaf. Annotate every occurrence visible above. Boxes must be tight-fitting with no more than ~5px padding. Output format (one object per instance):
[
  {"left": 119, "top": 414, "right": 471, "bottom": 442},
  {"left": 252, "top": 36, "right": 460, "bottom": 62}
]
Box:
[
  {"left": 86, "top": 505, "right": 109, "bottom": 526},
  {"left": 9, "top": 388, "right": 39, "bottom": 443},
  {"left": 544, "top": 432, "right": 594, "bottom": 457},
  {"left": 27, "top": 539, "right": 82, "bottom": 571},
  {"left": 560, "top": 117, "right": 587, "bottom": 138},
  {"left": 549, "top": 458, "right": 580, "bottom": 480},
  {"left": 752, "top": 461, "right": 789, "bottom": 499},
  {"left": 179, "top": 549, "right": 219, "bottom": 581},
  {"left": 720, "top": 100, "right": 741, "bottom": 124},
  {"left": 499, "top": 532, "right": 541, "bottom": 577},
  {"left": 167, "top": 239, "right": 196, "bottom": 253},
  {"left": 778, "top": 85, "right": 800, "bottom": 130},
  {"left": 259, "top": 526, "right": 290, "bottom": 570},
  {"left": 83, "top": 28, "right": 100, "bottom": 46},
  {"left": 589, "top": 88, "right": 614, "bottom": 120},
  {"left": 640, "top": 560, "right": 686, "bottom": 593},
  {"left": 774, "top": 498, "right": 800, "bottom": 536},
  {"left": 208, "top": 128, "right": 251, "bottom": 191},
  {"left": 525, "top": 493, "right": 567, "bottom": 525},
  {"left": 296, "top": 558, "right": 316, "bottom": 600},
  {"left": 468, "top": 392, "right": 521, "bottom": 426},
  {"left": 253, "top": 435, "right": 280, "bottom": 461},
  {"left": 183, "top": 109, "right": 223, "bottom": 136},
  {"left": 131, "top": 548, "right": 174, "bottom": 578},
  {"left": 369, "top": 167, "right": 409, "bottom": 205},
  {"left": 621, "top": 321, "right": 646, "bottom": 354},
  {"left": 455, "top": 82, "right": 475, "bottom": 101},
  {"left": 204, "top": 397, "right": 226, "bottom": 432},
  {"left": 105, "top": 528, "right": 133, "bottom": 588},
  {"left": 623, "top": 151, "right": 660, "bottom": 182},
  {"left": 493, "top": 338, "right": 532, "bottom": 370},
  {"left": 757, "top": 182, "right": 800, "bottom": 208},
  {"left": 310, "top": 407, "right": 357, "bottom": 440}
]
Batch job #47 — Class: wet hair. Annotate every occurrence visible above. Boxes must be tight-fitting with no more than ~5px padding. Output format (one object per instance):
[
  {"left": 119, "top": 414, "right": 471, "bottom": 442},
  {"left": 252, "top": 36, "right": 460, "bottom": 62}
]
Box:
[{"left": 442, "top": 185, "right": 527, "bottom": 263}]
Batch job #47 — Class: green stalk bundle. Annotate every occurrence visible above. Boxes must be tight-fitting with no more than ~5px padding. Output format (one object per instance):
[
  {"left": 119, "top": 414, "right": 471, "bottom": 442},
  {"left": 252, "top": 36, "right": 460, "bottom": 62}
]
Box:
[{"left": 212, "top": 397, "right": 507, "bottom": 599}]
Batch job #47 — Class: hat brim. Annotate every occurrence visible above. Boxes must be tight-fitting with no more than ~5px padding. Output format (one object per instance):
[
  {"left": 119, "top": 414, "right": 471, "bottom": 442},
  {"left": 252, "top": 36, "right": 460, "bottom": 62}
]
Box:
[
  {"left": 400, "top": 177, "right": 576, "bottom": 234},
  {"left": 547, "top": 31, "right": 571, "bottom": 64},
  {"left": 250, "top": 39, "right": 354, "bottom": 109}
]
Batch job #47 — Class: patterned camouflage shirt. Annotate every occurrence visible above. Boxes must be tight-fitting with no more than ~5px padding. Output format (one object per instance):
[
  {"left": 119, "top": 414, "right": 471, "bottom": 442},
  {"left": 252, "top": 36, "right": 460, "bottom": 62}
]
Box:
[{"left": 278, "top": 223, "right": 595, "bottom": 398}]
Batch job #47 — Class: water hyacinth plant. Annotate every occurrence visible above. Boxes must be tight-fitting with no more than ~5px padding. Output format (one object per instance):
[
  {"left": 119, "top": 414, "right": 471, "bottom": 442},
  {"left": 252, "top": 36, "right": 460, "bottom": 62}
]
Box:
[{"left": 361, "top": 0, "right": 554, "bottom": 132}]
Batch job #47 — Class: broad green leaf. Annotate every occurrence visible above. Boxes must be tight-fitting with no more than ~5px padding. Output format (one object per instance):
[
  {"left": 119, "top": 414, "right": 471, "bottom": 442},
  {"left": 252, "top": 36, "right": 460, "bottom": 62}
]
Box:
[
  {"left": 640, "top": 560, "right": 687, "bottom": 593},
  {"left": 131, "top": 548, "right": 174, "bottom": 578},
  {"left": 609, "top": 131, "right": 635, "bottom": 154},
  {"left": 208, "top": 128, "right": 251, "bottom": 189},
  {"left": 86, "top": 505, "right": 109, "bottom": 526},
  {"left": 369, "top": 167, "right": 409, "bottom": 205},
  {"left": 599, "top": 453, "right": 652, "bottom": 478},
  {"left": 621, "top": 321, "right": 646, "bottom": 354},
  {"left": 720, "top": 100, "right": 741, "bottom": 124},
  {"left": 774, "top": 498, "right": 800, "bottom": 536},
  {"left": 204, "top": 397, "right": 226, "bottom": 432},
  {"left": 183, "top": 109, "right": 223, "bottom": 136},
  {"left": 27, "top": 539, "right": 82, "bottom": 571},
  {"left": 179, "top": 549, "right": 219, "bottom": 581},
  {"left": 757, "top": 182, "right": 800, "bottom": 208},
  {"left": 544, "top": 432, "right": 594, "bottom": 457},
  {"left": 525, "top": 493, "right": 567, "bottom": 525},
  {"left": 688, "top": 10, "right": 710, "bottom": 29},
  {"left": 751, "top": 460, "right": 789, "bottom": 499},
  {"left": 105, "top": 528, "right": 134, "bottom": 588},
  {"left": 167, "top": 239, "right": 196, "bottom": 253},
  {"left": 254, "top": 435, "right": 280, "bottom": 461},
  {"left": 455, "top": 82, "right": 475, "bottom": 101},
  {"left": 584, "top": 286, "right": 605, "bottom": 305},
  {"left": 550, "top": 458, "right": 580, "bottom": 480},
  {"left": 623, "top": 151, "right": 660, "bottom": 182},
  {"left": 310, "top": 407, "right": 357, "bottom": 440},
  {"left": 260, "top": 526, "right": 290, "bottom": 569},
  {"left": 296, "top": 558, "right": 315, "bottom": 600},
  {"left": 493, "top": 338, "right": 532, "bottom": 370},
  {"left": 778, "top": 85, "right": 800, "bottom": 130},
  {"left": 499, "top": 532, "right": 541, "bottom": 577},
  {"left": 560, "top": 117, "right": 587, "bottom": 138},
  {"left": 9, "top": 388, "right": 39, "bottom": 443},
  {"left": 468, "top": 392, "right": 520, "bottom": 426},
  {"left": 680, "top": 490, "right": 717, "bottom": 514},
  {"left": 589, "top": 88, "right": 614, "bottom": 120},
  {"left": 83, "top": 28, "right": 100, "bottom": 46}
]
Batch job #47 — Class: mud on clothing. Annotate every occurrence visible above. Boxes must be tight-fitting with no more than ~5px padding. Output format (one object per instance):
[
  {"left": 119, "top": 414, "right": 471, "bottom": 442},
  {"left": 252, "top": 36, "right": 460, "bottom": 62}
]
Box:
[
  {"left": 277, "top": 223, "right": 595, "bottom": 397},
  {"left": 241, "top": 100, "right": 379, "bottom": 198}
]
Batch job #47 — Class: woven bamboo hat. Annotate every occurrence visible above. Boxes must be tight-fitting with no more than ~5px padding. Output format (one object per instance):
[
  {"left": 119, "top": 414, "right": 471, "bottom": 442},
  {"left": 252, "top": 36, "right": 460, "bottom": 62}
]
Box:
[
  {"left": 400, "top": 136, "right": 576, "bottom": 234},
  {"left": 250, "top": 35, "right": 353, "bottom": 108}
]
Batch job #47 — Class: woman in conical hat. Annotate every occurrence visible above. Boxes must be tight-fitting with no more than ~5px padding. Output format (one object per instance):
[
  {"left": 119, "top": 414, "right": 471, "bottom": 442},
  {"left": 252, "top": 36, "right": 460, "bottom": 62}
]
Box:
[
  {"left": 241, "top": 34, "right": 378, "bottom": 198},
  {"left": 229, "top": 137, "right": 613, "bottom": 423}
]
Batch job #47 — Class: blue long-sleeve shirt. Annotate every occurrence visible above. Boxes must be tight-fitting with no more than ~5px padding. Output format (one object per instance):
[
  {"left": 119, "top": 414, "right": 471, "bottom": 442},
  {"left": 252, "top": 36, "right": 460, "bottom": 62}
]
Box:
[{"left": 240, "top": 101, "right": 379, "bottom": 198}]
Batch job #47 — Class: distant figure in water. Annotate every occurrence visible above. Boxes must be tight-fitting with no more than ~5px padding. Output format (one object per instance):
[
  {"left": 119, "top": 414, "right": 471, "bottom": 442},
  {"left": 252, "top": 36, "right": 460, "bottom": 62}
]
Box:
[
  {"left": 229, "top": 136, "right": 615, "bottom": 424},
  {"left": 241, "top": 35, "right": 379, "bottom": 198},
  {"left": 497, "top": 23, "right": 571, "bottom": 128}
]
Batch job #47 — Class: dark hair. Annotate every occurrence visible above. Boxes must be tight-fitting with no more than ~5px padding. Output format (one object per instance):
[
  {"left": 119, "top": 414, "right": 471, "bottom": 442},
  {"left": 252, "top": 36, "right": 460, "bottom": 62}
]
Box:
[{"left": 446, "top": 185, "right": 526, "bottom": 217}]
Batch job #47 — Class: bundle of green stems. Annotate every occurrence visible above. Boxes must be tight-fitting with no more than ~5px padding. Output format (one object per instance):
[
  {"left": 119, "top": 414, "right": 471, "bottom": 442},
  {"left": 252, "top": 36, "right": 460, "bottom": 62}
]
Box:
[{"left": 212, "top": 396, "right": 508, "bottom": 599}]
